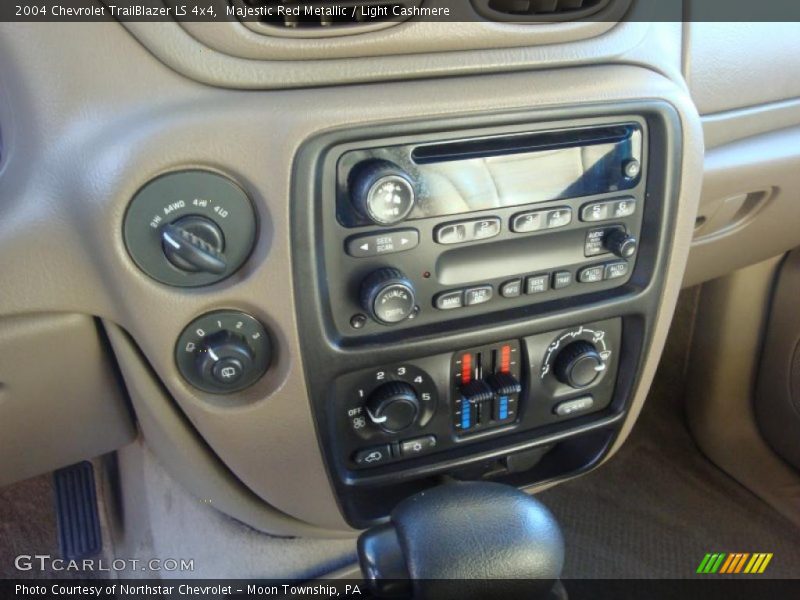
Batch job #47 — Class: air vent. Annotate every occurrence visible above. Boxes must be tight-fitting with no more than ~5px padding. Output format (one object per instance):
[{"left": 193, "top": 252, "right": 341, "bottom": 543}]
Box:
[
  {"left": 230, "top": 0, "right": 424, "bottom": 37},
  {"left": 471, "top": 0, "right": 611, "bottom": 21}
]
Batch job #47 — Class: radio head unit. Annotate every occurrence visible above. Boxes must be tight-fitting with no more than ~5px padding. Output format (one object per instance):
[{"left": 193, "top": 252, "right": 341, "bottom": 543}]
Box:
[
  {"left": 316, "top": 116, "right": 649, "bottom": 338},
  {"left": 337, "top": 123, "right": 642, "bottom": 227}
]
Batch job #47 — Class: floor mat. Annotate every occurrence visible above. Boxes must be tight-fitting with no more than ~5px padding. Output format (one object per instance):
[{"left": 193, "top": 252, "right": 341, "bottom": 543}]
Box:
[
  {"left": 539, "top": 290, "right": 800, "bottom": 578},
  {"left": 0, "top": 469, "right": 112, "bottom": 579},
  {"left": 0, "top": 475, "right": 59, "bottom": 577}
]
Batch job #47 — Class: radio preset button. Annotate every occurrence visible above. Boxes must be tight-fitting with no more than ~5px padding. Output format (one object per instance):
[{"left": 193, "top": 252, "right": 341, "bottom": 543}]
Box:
[
  {"left": 346, "top": 229, "right": 419, "bottom": 258},
  {"left": 472, "top": 217, "right": 501, "bottom": 241},
  {"left": 510, "top": 211, "right": 545, "bottom": 233},
  {"left": 500, "top": 279, "right": 522, "bottom": 298},
  {"left": 526, "top": 274, "right": 550, "bottom": 295},
  {"left": 605, "top": 261, "right": 630, "bottom": 280},
  {"left": 546, "top": 207, "right": 573, "bottom": 229},
  {"left": 613, "top": 199, "right": 636, "bottom": 218},
  {"left": 553, "top": 271, "right": 574, "bottom": 290},
  {"left": 465, "top": 286, "right": 493, "bottom": 306},
  {"left": 578, "top": 265, "right": 605, "bottom": 283},
  {"left": 581, "top": 202, "right": 611, "bottom": 222},
  {"left": 435, "top": 223, "right": 469, "bottom": 245},
  {"left": 581, "top": 198, "right": 636, "bottom": 223},
  {"left": 436, "top": 217, "right": 501, "bottom": 245},
  {"left": 436, "top": 290, "right": 464, "bottom": 310}
]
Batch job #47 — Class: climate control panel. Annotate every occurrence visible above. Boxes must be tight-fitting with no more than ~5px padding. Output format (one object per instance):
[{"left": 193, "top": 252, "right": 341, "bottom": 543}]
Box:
[
  {"left": 452, "top": 340, "right": 522, "bottom": 435},
  {"left": 333, "top": 318, "right": 621, "bottom": 473}
]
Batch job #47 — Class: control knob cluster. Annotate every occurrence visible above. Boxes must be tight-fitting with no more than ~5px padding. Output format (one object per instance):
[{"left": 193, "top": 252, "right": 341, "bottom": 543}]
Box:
[
  {"left": 541, "top": 326, "right": 612, "bottom": 391},
  {"left": 347, "top": 365, "right": 438, "bottom": 438},
  {"left": 124, "top": 170, "right": 257, "bottom": 287},
  {"left": 176, "top": 310, "right": 272, "bottom": 394},
  {"left": 349, "top": 160, "right": 416, "bottom": 227},
  {"left": 359, "top": 267, "right": 417, "bottom": 325},
  {"left": 365, "top": 381, "right": 420, "bottom": 434},
  {"left": 553, "top": 341, "right": 606, "bottom": 389},
  {"left": 604, "top": 229, "right": 638, "bottom": 259}
]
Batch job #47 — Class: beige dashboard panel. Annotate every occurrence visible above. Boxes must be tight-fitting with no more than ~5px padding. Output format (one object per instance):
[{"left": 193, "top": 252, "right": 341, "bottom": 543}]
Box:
[
  {"left": 177, "top": 17, "right": 623, "bottom": 61},
  {"left": 686, "top": 22, "right": 800, "bottom": 115},
  {"left": 0, "top": 313, "right": 136, "bottom": 487},
  {"left": 684, "top": 125, "right": 800, "bottom": 287},
  {"left": 121, "top": 15, "right": 686, "bottom": 90},
  {"left": 0, "top": 21, "right": 702, "bottom": 533}
]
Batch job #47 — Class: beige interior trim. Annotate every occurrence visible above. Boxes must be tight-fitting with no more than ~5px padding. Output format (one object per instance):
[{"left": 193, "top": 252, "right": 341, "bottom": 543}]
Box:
[
  {"left": 103, "top": 321, "right": 351, "bottom": 538},
  {"left": 120, "top": 17, "right": 685, "bottom": 90},
  {"left": 685, "top": 256, "right": 800, "bottom": 528},
  {"left": 0, "top": 313, "right": 136, "bottom": 486},
  {"left": 176, "top": 14, "right": 625, "bottom": 61},
  {"left": 684, "top": 125, "right": 800, "bottom": 288},
  {"left": 685, "top": 22, "right": 800, "bottom": 115},
  {"left": 702, "top": 98, "right": 800, "bottom": 150}
]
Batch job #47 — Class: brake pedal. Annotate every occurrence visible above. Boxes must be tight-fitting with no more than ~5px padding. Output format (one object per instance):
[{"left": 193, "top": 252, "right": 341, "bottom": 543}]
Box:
[{"left": 53, "top": 461, "right": 102, "bottom": 560}]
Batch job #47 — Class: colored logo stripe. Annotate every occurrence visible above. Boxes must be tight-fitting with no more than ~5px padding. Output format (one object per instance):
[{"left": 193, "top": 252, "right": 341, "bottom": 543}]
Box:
[
  {"left": 697, "top": 553, "right": 773, "bottom": 574},
  {"left": 697, "top": 553, "right": 726, "bottom": 574}
]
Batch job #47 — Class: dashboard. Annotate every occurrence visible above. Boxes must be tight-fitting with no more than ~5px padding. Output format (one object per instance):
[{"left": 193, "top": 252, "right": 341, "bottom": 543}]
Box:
[{"left": 1, "top": 12, "right": 800, "bottom": 536}]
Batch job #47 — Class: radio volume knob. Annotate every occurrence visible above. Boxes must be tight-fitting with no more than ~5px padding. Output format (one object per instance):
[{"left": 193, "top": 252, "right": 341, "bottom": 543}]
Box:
[
  {"left": 360, "top": 268, "right": 417, "bottom": 325},
  {"left": 349, "top": 160, "right": 416, "bottom": 226}
]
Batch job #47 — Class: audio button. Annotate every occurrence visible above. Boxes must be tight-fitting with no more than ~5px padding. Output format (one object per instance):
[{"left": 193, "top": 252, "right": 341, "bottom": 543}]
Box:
[
  {"left": 526, "top": 274, "right": 549, "bottom": 295},
  {"left": 465, "top": 286, "right": 493, "bottom": 306},
  {"left": 346, "top": 229, "right": 419, "bottom": 258},
  {"left": 500, "top": 279, "right": 522, "bottom": 298},
  {"left": 578, "top": 265, "right": 604, "bottom": 283},
  {"left": 436, "top": 290, "right": 464, "bottom": 310},
  {"left": 472, "top": 217, "right": 501, "bottom": 241}
]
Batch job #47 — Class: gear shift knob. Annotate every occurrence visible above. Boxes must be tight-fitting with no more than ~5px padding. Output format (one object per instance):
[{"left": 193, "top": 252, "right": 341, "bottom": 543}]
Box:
[{"left": 358, "top": 481, "right": 565, "bottom": 599}]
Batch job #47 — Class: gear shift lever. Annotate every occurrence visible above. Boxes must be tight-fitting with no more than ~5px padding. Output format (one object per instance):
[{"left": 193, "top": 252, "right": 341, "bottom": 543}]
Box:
[{"left": 358, "top": 481, "right": 565, "bottom": 599}]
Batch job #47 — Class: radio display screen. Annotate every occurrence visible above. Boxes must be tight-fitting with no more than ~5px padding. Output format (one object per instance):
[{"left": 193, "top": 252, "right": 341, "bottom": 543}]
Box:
[{"left": 337, "top": 123, "right": 643, "bottom": 225}]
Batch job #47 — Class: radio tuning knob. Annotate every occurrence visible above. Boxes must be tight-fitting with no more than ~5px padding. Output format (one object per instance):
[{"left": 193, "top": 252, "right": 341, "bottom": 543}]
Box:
[
  {"left": 604, "top": 229, "right": 638, "bottom": 259},
  {"left": 554, "top": 341, "right": 606, "bottom": 389},
  {"left": 349, "top": 160, "right": 416, "bottom": 226},
  {"left": 360, "top": 268, "right": 417, "bottom": 325}
]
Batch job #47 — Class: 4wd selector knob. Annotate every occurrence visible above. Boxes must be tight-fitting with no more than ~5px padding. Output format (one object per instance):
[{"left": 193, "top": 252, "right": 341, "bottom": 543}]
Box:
[
  {"left": 349, "top": 160, "right": 416, "bottom": 226},
  {"left": 161, "top": 215, "right": 227, "bottom": 274},
  {"left": 360, "top": 268, "right": 417, "bottom": 325},
  {"left": 554, "top": 341, "right": 606, "bottom": 389},
  {"left": 365, "top": 381, "right": 420, "bottom": 433}
]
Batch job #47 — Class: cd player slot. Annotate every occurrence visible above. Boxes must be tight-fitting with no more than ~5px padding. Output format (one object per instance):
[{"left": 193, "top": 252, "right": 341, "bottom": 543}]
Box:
[
  {"left": 436, "top": 231, "right": 589, "bottom": 286},
  {"left": 411, "top": 124, "right": 639, "bottom": 164}
]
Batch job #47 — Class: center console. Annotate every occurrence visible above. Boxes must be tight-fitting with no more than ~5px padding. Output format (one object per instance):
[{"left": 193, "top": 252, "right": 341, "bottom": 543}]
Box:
[{"left": 293, "top": 103, "right": 680, "bottom": 527}]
